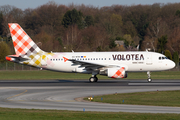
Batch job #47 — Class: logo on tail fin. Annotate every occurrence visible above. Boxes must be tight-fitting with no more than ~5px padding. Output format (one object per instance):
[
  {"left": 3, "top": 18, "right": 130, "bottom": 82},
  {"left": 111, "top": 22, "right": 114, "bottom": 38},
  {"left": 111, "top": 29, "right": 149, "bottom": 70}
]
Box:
[{"left": 8, "top": 23, "right": 42, "bottom": 56}]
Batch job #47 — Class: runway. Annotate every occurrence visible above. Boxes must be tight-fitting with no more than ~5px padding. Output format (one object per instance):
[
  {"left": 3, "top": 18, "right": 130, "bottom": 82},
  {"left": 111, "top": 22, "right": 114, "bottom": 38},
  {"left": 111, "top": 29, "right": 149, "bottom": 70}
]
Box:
[{"left": 0, "top": 79, "right": 180, "bottom": 113}]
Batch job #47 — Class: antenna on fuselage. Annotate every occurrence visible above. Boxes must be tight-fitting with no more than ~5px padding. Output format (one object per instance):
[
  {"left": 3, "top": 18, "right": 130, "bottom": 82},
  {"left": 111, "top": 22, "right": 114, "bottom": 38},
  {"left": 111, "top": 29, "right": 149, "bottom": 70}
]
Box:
[
  {"left": 137, "top": 44, "right": 139, "bottom": 51},
  {"left": 146, "top": 48, "right": 151, "bottom": 52}
]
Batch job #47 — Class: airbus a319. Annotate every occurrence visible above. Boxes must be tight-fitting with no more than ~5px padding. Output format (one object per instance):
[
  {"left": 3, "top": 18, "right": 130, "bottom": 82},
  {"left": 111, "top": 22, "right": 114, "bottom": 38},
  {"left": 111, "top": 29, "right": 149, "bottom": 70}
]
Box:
[{"left": 6, "top": 23, "right": 175, "bottom": 82}]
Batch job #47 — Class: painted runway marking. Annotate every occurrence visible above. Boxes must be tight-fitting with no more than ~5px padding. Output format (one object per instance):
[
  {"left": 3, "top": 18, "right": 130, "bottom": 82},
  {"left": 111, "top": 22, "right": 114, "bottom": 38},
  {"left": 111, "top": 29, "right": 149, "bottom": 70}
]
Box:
[{"left": 7, "top": 90, "right": 27, "bottom": 100}]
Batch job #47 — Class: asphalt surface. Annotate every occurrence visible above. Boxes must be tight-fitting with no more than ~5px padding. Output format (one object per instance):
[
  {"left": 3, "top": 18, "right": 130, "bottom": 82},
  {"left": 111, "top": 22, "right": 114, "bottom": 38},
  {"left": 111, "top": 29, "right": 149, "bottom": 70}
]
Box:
[{"left": 0, "top": 79, "right": 180, "bottom": 113}]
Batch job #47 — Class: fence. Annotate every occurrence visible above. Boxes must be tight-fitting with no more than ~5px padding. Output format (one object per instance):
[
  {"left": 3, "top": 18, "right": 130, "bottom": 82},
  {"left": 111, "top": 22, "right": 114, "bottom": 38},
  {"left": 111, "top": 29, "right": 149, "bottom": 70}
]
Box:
[{"left": 0, "top": 62, "right": 39, "bottom": 71}]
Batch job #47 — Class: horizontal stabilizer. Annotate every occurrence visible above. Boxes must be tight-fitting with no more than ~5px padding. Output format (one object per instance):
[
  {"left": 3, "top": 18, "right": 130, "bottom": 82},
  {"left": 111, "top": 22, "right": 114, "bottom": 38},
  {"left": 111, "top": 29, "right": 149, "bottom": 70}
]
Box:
[{"left": 6, "top": 55, "right": 30, "bottom": 62}]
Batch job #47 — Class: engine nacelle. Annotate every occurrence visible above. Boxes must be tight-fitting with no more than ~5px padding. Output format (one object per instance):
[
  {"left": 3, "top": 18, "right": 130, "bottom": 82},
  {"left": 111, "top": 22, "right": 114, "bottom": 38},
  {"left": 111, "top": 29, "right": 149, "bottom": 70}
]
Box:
[
  {"left": 100, "top": 67, "right": 127, "bottom": 78},
  {"left": 108, "top": 67, "right": 127, "bottom": 78}
]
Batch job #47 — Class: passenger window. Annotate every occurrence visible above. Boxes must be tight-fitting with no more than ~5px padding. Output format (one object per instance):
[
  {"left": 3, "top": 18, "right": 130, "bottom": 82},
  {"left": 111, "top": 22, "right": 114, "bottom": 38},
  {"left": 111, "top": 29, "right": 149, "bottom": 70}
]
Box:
[
  {"left": 93, "top": 58, "right": 95, "bottom": 60},
  {"left": 109, "top": 58, "right": 111, "bottom": 60},
  {"left": 96, "top": 58, "right": 98, "bottom": 60},
  {"left": 105, "top": 58, "right": 106, "bottom": 60}
]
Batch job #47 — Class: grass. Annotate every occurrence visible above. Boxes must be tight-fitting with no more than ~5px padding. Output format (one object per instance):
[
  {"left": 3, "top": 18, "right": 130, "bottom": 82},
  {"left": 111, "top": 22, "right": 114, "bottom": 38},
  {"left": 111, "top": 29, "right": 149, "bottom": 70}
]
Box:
[
  {"left": 86, "top": 90, "right": 180, "bottom": 107},
  {"left": 0, "top": 70, "right": 180, "bottom": 80},
  {"left": 0, "top": 107, "right": 180, "bottom": 120}
]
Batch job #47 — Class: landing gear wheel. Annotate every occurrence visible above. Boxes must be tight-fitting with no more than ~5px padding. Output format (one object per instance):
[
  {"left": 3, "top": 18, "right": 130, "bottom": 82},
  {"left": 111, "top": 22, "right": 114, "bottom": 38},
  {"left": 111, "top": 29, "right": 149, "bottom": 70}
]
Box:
[
  {"left": 89, "top": 77, "right": 94, "bottom": 82},
  {"left": 89, "top": 77, "right": 98, "bottom": 83},
  {"left": 147, "top": 71, "right": 152, "bottom": 82},
  {"left": 147, "top": 78, "right": 152, "bottom": 82},
  {"left": 94, "top": 77, "right": 98, "bottom": 82}
]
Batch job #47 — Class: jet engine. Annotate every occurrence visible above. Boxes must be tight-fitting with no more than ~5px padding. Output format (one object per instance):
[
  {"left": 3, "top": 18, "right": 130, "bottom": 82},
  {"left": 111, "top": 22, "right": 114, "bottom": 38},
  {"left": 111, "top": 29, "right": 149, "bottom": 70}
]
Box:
[{"left": 100, "top": 67, "right": 127, "bottom": 78}]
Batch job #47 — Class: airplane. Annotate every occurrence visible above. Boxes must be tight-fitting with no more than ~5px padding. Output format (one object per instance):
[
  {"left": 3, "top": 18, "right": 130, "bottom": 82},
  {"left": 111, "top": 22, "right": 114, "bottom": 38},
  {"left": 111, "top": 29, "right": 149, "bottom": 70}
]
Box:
[{"left": 5, "top": 23, "right": 175, "bottom": 82}]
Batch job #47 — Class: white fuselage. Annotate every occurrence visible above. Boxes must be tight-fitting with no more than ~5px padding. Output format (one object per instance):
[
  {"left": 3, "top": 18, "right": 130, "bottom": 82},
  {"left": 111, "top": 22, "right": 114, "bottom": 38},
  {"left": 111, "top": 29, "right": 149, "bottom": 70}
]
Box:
[{"left": 42, "top": 51, "right": 175, "bottom": 73}]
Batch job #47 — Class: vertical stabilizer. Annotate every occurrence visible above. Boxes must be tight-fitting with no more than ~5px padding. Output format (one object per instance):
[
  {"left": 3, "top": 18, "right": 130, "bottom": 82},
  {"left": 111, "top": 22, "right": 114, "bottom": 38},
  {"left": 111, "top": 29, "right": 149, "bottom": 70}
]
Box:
[{"left": 8, "top": 23, "right": 43, "bottom": 56}]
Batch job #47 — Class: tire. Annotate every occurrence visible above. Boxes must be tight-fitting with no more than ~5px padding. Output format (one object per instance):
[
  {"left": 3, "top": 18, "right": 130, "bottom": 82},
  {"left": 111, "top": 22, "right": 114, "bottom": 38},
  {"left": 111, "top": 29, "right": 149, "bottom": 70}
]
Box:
[
  {"left": 94, "top": 77, "right": 98, "bottom": 82},
  {"left": 89, "top": 77, "right": 95, "bottom": 82},
  {"left": 89, "top": 77, "right": 98, "bottom": 82},
  {"left": 147, "top": 78, "right": 152, "bottom": 82}
]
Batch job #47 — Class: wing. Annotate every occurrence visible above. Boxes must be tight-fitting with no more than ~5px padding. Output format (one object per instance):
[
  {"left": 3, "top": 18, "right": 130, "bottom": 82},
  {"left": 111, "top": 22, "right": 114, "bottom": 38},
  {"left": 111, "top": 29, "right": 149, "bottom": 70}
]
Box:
[
  {"left": 68, "top": 59, "right": 107, "bottom": 71},
  {"left": 63, "top": 57, "right": 123, "bottom": 71}
]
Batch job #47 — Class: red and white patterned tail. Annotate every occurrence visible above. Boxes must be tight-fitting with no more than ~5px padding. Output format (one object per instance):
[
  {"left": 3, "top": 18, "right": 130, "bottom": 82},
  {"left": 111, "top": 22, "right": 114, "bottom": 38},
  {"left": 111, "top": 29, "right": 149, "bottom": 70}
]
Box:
[{"left": 8, "top": 23, "right": 42, "bottom": 56}]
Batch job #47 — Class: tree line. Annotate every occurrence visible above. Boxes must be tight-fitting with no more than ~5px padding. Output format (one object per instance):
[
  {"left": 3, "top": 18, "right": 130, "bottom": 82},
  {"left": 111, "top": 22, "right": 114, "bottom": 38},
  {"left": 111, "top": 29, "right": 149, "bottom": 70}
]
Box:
[{"left": 0, "top": 1, "right": 180, "bottom": 66}]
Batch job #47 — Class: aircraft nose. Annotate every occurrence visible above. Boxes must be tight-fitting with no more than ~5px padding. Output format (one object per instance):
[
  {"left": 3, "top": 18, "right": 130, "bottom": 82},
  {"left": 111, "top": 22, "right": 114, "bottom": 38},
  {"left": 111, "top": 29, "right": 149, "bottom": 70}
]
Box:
[{"left": 170, "top": 61, "right": 176, "bottom": 69}]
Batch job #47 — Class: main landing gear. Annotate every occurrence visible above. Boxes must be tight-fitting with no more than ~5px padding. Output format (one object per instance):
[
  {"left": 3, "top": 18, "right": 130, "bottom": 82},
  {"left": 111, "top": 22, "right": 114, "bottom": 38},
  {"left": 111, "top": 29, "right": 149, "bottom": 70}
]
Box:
[
  {"left": 147, "top": 71, "right": 152, "bottom": 82},
  {"left": 89, "top": 75, "right": 98, "bottom": 82}
]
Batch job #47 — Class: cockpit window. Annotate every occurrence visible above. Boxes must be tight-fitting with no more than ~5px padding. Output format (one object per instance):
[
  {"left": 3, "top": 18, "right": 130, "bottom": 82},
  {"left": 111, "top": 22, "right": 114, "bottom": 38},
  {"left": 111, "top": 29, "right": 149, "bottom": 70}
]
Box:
[{"left": 159, "top": 56, "right": 168, "bottom": 60}]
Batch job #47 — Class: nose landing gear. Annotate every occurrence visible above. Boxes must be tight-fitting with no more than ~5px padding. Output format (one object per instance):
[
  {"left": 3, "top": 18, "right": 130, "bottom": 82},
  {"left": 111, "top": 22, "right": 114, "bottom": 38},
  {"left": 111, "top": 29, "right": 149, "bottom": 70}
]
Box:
[{"left": 147, "top": 71, "right": 152, "bottom": 82}]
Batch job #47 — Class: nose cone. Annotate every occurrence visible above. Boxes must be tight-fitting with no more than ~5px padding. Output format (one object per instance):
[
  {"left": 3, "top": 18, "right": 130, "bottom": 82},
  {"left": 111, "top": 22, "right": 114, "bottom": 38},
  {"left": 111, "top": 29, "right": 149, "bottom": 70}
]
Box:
[{"left": 169, "top": 60, "right": 176, "bottom": 69}]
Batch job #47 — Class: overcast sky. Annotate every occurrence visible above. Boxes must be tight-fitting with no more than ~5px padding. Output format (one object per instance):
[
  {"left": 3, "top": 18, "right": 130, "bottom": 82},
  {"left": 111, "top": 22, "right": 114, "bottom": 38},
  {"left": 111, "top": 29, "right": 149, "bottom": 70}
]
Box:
[{"left": 1, "top": 0, "right": 180, "bottom": 10}]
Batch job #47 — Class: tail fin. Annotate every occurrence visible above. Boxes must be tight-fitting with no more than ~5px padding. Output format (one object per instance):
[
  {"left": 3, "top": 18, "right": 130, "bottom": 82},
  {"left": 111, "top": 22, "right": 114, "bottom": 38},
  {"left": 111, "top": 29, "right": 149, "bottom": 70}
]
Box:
[{"left": 8, "top": 23, "right": 43, "bottom": 56}]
